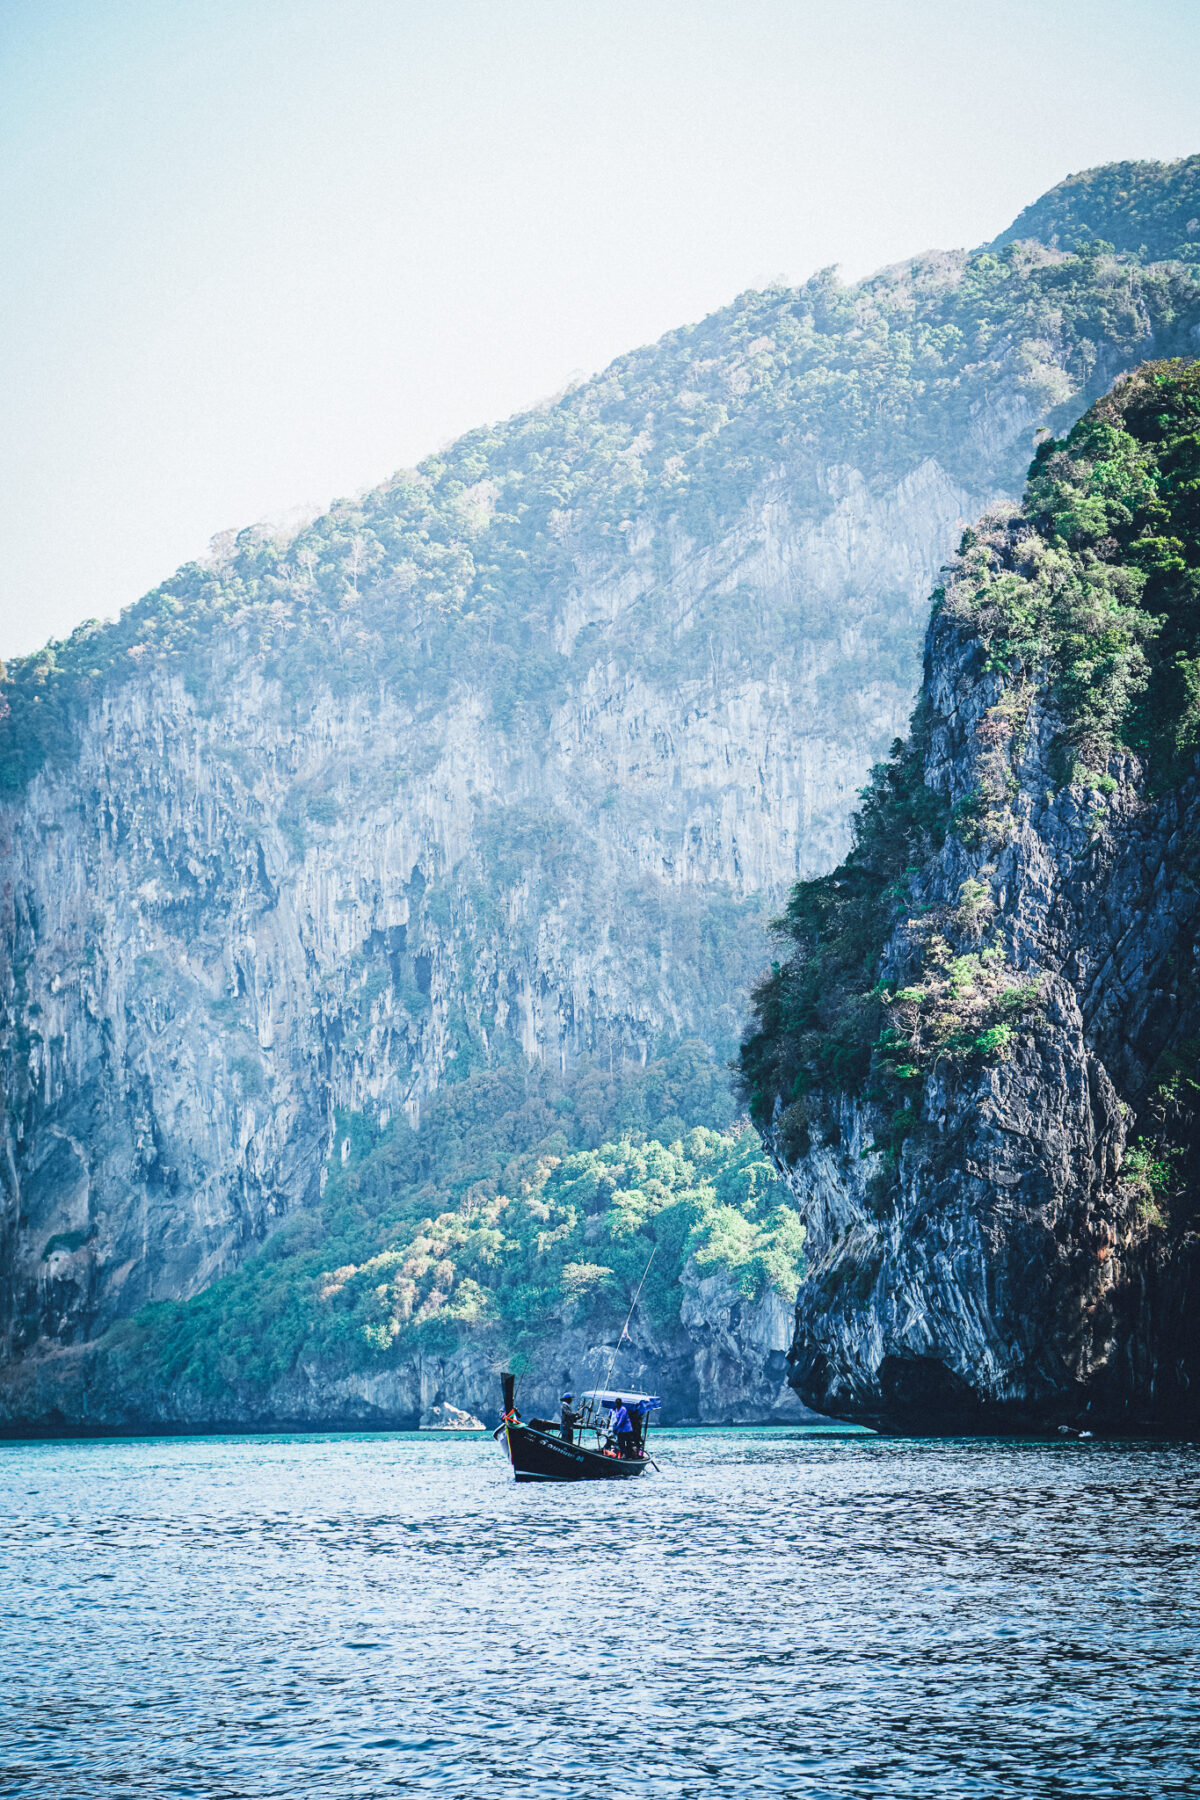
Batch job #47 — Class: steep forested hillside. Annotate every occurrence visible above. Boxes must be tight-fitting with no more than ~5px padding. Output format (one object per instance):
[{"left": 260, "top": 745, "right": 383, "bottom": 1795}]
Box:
[
  {"left": 3, "top": 157, "right": 1199, "bottom": 1431},
  {"left": 991, "top": 155, "right": 1200, "bottom": 262},
  {"left": 741, "top": 358, "right": 1200, "bottom": 1431}
]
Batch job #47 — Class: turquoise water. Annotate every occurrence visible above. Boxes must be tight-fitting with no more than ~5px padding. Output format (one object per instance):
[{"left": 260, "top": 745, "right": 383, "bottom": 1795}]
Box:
[{"left": 1, "top": 1427, "right": 1197, "bottom": 1796}]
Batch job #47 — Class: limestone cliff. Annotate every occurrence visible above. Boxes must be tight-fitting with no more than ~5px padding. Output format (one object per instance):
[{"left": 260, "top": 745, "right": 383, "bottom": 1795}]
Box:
[
  {"left": 1, "top": 458, "right": 977, "bottom": 1358},
  {"left": 3, "top": 161, "right": 1200, "bottom": 1429},
  {"left": 742, "top": 359, "right": 1200, "bottom": 1432}
]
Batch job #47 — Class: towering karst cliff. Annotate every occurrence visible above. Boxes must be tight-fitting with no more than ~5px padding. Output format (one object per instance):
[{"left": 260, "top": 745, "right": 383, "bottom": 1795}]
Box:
[
  {"left": 2, "top": 159, "right": 1200, "bottom": 1429},
  {"left": 741, "top": 358, "right": 1200, "bottom": 1432}
]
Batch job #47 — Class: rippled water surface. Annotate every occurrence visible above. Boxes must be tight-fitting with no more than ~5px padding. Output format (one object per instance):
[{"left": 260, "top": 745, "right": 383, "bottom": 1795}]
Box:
[{"left": 2, "top": 1429, "right": 1198, "bottom": 1797}]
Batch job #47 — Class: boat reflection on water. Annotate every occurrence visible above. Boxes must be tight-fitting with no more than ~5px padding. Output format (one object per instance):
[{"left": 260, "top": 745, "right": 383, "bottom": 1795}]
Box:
[{"left": 495, "top": 1372, "right": 661, "bottom": 1482}]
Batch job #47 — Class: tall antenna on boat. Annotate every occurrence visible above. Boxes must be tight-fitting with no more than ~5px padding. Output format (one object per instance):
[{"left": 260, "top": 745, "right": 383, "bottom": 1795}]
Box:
[{"left": 601, "top": 1246, "right": 656, "bottom": 1394}]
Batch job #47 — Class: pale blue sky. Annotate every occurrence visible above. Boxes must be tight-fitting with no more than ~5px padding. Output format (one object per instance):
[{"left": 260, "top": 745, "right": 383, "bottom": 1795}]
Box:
[{"left": 2, "top": 0, "right": 1198, "bottom": 657}]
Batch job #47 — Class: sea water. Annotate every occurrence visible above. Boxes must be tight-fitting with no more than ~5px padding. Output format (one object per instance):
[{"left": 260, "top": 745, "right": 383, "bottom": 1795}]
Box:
[{"left": 1, "top": 1428, "right": 1197, "bottom": 1797}]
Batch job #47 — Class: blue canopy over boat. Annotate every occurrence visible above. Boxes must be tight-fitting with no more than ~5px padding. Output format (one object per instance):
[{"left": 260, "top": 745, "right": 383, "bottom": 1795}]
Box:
[{"left": 580, "top": 1391, "right": 662, "bottom": 1415}]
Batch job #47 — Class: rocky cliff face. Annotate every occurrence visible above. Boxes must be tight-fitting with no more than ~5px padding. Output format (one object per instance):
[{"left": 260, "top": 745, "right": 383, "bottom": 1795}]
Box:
[
  {"left": 742, "top": 360, "right": 1200, "bottom": 1432},
  {"left": 775, "top": 669, "right": 1200, "bottom": 1432},
  {"left": 3, "top": 162, "right": 1200, "bottom": 1430},
  {"left": 1, "top": 457, "right": 971, "bottom": 1356}
]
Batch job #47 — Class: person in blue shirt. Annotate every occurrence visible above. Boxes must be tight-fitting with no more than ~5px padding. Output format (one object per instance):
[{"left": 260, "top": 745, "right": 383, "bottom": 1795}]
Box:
[{"left": 610, "top": 1397, "right": 637, "bottom": 1458}]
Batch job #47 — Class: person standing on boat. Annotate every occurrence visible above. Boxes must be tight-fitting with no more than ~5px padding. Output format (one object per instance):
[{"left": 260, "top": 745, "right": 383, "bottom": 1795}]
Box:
[
  {"left": 559, "top": 1393, "right": 580, "bottom": 1445},
  {"left": 611, "top": 1398, "right": 637, "bottom": 1459}
]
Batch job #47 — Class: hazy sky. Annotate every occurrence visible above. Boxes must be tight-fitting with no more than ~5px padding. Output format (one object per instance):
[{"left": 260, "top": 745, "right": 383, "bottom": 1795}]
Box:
[{"left": 2, "top": 0, "right": 1198, "bottom": 659}]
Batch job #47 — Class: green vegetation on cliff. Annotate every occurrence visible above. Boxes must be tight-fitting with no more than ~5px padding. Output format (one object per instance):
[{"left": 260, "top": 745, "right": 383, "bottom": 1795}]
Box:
[
  {"left": 950, "top": 358, "right": 1200, "bottom": 779},
  {"left": 740, "top": 358, "right": 1200, "bottom": 1161},
  {"left": 114, "top": 1049, "right": 799, "bottom": 1397},
  {"left": 991, "top": 155, "right": 1200, "bottom": 263}
]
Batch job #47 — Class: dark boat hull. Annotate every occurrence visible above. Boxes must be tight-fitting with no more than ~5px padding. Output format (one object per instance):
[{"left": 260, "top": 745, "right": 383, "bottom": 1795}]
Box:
[{"left": 504, "top": 1424, "right": 646, "bottom": 1482}]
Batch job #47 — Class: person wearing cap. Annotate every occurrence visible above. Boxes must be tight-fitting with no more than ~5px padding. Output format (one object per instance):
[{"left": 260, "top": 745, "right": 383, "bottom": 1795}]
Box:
[
  {"left": 559, "top": 1392, "right": 580, "bottom": 1445},
  {"left": 610, "top": 1397, "right": 637, "bottom": 1458}
]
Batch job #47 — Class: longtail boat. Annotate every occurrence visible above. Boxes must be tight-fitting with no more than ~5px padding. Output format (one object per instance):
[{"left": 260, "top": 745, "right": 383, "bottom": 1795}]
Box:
[{"left": 495, "top": 1372, "right": 660, "bottom": 1482}]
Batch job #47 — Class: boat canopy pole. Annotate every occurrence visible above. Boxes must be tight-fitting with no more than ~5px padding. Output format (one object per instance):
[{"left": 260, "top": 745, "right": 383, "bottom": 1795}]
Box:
[{"left": 600, "top": 1247, "right": 656, "bottom": 1398}]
